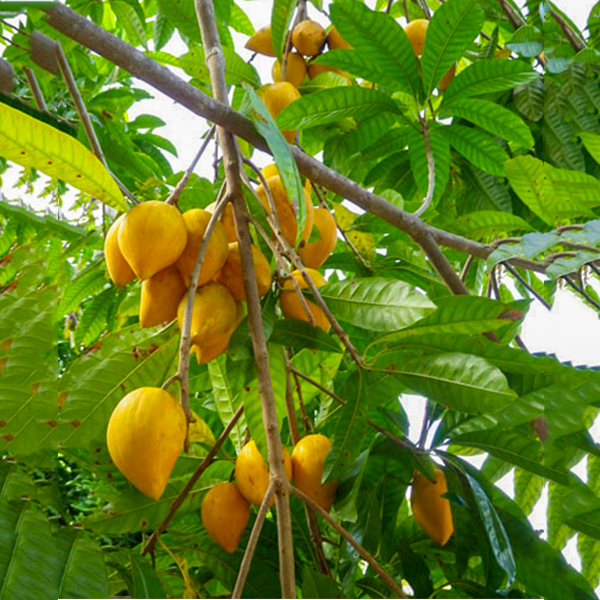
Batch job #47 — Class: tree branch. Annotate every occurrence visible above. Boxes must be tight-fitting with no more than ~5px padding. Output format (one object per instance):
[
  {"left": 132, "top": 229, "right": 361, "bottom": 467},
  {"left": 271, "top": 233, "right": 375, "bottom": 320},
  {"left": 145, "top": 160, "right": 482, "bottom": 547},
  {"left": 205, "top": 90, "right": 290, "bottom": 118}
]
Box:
[
  {"left": 141, "top": 403, "right": 244, "bottom": 556},
  {"left": 549, "top": 8, "right": 586, "bottom": 52},
  {"left": 290, "top": 486, "right": 407, "bottom": 599},
  {"left": 195, "top": 1, "right": 295, "bottom": 596},
  {"left": 23, "top": 66, "right": 47, "bottom": 110}
]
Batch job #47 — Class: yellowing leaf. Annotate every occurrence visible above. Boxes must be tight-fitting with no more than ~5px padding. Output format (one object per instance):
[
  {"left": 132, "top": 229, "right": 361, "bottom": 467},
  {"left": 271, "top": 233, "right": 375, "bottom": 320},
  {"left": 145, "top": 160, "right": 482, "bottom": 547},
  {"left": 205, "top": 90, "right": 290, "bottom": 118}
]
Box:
[
  {"left": 0, "top": 103, "right": 126, "bottom": 211},
  {"left": 333, "top": 203, "right": 375, "bottom": 260},
  {"left": 188, "top": 411, "right": 216, "bottom": 446}
]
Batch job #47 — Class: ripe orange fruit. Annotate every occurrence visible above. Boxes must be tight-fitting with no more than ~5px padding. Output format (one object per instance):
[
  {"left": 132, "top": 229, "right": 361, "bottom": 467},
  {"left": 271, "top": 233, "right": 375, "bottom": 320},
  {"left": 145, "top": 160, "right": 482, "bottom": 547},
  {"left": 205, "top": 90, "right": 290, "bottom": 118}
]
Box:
[
  {"left": 404, "top": 19, "right": 429, "bottom": 56},
  {"left": 256, "top": 174, "right": 314, "bottom": 247},
  {"left": 118, "top": 201, "right": 187, "bottom": 280},
  {"left": 107, "top": 387, "right": 186, "bottom": 500},
  {"left": 235, "top": 439, "right": 292, "bottom": 507},
  {"left": 262, "top": 82, "right": 301, "bottom": 143},
  {"left": 291, "top": 434, "right": 338, "bottom": 512},
  {"left": 140, "top": 264, "right": 187, "bottom": 328},
  {"left": 272, "top": 52, "right": 307, "bottom": 88},
  {"left": 411, "top": 469, "right": 454, "bottom": 546},
  {"left": 438, "top": 63, "right": 456, "bottom": 91},
  {"left": 298, "top": 207, "right": 337, "bottom": 268},
  {"left": 176, "top": 209, "right": 229, "bottom": 288},
  {"left": 292, "top": 20, "right": 327, "bottom": 57},
  {"left": 201, "top": 482, "right": 250, "bottom": 553},
  {"left": 105, "top": 214, "right": 136, "bottom": 287},
  {"left": 245, "top": 25, "right": 275, "bottom": 56},
  {"left": 279, "top": 268, "right": 330, "bottom": 332},
  {"left": 327, "top": 26, "right": 352, "bottom": 50},
  {"left": 216, "top": 241, "right": 272, "bottom": 302},
  {"left": 206, "top": 201, "right": 237, "bottom": 243}
]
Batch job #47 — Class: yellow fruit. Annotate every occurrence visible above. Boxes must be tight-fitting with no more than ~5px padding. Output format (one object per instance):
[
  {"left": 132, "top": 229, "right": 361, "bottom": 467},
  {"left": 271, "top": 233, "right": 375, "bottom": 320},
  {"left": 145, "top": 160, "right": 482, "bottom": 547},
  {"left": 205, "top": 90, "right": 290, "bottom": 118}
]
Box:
[
  {"left": 307, "top": 60, "right": 348, "bottom": 81},
  {"left": 245, "top": 25, "right": 275, "bottom": 56},
  {"left": 177, "top": 282, "right": 238, "bottom": 348},
  {"left": 298, "top": 207, "right": 337, "bottom": 269},
  {"left": 327, "top": 26, "right": 352, "bottom": 50},
  {"left": 438, "top": 63, "right": 456, "bottom": 91},
  {"left": 107, "top": 387, "right": 186, "bottom": 500},
  {"left": 176, "top": 209, "right": 229, "bottom": 288},
  {"left": 256, "top": 174, "right": 314, "bottom": 247},
  {"left": 292, "top": 20, "right": 327, "bottom": 57},
  {"left": 201, "top": 482, "right": 250, "bottom": 553},
  {"left": 216, "top": 242, "right": 272, "bottom": 302},
  {"left": 235, "top": 440, "right": 292, "bottom": 507},
  {"left": 411, "top": 469, "right": 454, "bottom": 546},
  {"left": 105, "top": 214, "right": 136, "bottom": 287},
  {"left": 262, "top": 82, "right": 301, "bottom": 143},
  {"left": 118, "top": 201, "right": 188, "bottom": 280},
  {"left": 404, "top": 19, "right": 429, "bottom": 56},
  {"left": 279, "top": 268, "right": 330, "bottom": 332},
  {"left": 291, "top": 434, "right": 338, "bottom": 512},
  {"left": 140, "top": 264, "right": 187, "bottom": 328},
  {"left": 272, "top": 53, "right": 307, "bottom": 88},
  {"left": 190, "top": 300, "right": 243, "bottom": 364}
]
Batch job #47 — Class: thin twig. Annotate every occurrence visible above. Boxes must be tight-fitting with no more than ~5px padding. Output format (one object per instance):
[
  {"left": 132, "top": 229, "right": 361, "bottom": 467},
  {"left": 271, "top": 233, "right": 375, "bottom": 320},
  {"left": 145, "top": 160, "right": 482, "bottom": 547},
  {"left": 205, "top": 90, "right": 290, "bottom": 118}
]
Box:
[
  {"left": 284, "top": 354, "right": 302, "bottom": 444},
  {"left": 385, "top": 0, "right": 394, "bottom": 14},
  {"left": 562, "top": 275, "right": 600, "bottom": 311},
  {"left": 167, "top": 124, "right": 216, "bottom": 206},
  {"left": 460, "top": 254, "right": 475, "bottom": 283},
  {"left": 502, "top": 262, "right": 551, "bottom": 310},
  {"left": 290, "top": 486, "right": 407, "bottom": 599},
  {"left": 23, "top": 67, "right": 47, "bottom": 111},
  {"left": 141, "top": 403, "right": 245, "bottom": 556},
  {"left": 195, "top": 0, "right": 296, "bottom": 595},
  {"left": 232, "top": 483, "right": 275, "bottom": 598},
  {"left": 417, "top": 403, "right": 430, "bottom": 449},
  {"left": 54, "top": 42, "right": 138, "bottom": 205},
  {"left": 414, "top": 118, "right": 435, "bottom": 217},
  {"left": 311, "top": 182, "right": 370, "bottom": 271}
]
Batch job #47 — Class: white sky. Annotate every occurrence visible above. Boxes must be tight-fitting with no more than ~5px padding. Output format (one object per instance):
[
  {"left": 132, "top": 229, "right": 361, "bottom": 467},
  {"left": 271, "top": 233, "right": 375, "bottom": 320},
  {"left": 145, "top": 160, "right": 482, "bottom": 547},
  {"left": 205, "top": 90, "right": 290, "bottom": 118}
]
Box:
[{"left": 1, "top": 0, "right": 599, "bottom": 588}]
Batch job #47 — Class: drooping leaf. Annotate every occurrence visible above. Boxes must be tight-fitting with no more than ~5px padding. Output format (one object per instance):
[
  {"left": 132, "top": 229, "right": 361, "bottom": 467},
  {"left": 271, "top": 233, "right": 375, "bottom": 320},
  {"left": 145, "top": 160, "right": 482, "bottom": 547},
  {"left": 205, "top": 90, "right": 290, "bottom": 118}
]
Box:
[
  {"left": 0, "top": 103, "right": 125, "bottom": 211},
  {"left": 271, "top": 0, "right": 295, "bottom": 60}
]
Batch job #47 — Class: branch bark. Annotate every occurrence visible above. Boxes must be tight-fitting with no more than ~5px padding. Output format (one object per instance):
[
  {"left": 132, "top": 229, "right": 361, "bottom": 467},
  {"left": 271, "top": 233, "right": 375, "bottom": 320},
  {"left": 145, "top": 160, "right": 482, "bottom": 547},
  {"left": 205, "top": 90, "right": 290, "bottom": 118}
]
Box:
[
  {"left": 44, "top": 3, "right": 546, "bottom": 276},
  {"left": 194, "top": 1, "right": 295, "bottom": 596}
]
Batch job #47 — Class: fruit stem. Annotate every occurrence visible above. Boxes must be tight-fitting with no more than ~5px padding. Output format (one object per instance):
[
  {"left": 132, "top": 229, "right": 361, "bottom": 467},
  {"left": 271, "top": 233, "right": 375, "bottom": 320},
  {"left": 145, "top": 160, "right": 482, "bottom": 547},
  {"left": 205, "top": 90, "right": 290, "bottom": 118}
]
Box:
[
  {"left": 290, "top": 486, "right": 407, "bottom": 599},
  {"left": 141, "top": 403, "right": 244, "bottom": 557},
  {"left": 232, "top": 482, "right": 275, "bottom": 598},
  {"left": 196, "top": 0, "right": 296, "bottom": 595},
  {"left": 166, "top": 124, "right": 217, "bottom": 206}
]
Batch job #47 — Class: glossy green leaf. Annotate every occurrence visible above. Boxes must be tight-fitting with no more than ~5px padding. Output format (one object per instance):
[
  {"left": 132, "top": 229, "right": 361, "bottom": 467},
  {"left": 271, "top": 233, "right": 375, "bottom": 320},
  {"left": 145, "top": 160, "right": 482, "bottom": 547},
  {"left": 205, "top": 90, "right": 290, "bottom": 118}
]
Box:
[
  {"left": 317, "top": 277, "right": 435, "bottom": 332},
  {"left": 131, "top": 554, "right": 167, "bottom": 599},
  {"left": 270, "top": 319, "right": 342, "bottom": 353},
  {"left": 421, "top": 0, "right": 484, "bottom": 96},
  {"left": 276, "top": 87, "right": 404, "bottom": 130},
  {"left": 0, "top": 103, "right": 125, "bottom": 211},
  {"left": 329, "top": 0, "right": 421, "bottom": 98},
  {"left": 271, "top": 0, "right": 295, "bottom": 60},
  {"left": 448, "top": 210, "right": 534, "bottom": 240},
  {"left": 440, "top": 98, "right": 533, "bottom": 148}
]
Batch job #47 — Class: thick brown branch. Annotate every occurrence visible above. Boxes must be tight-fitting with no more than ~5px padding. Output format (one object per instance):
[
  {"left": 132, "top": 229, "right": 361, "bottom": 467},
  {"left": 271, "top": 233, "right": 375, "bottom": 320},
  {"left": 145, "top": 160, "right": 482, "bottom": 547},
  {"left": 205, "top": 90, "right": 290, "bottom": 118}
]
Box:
[
  {"left": 549, "top": 8, "right": 586, "bottom": 52},
  {"left": 44, "top": 3, "right": 546, "bottom": 276},
  {"left": 141, "top": 403, "right": 244, "bottom": 556}
]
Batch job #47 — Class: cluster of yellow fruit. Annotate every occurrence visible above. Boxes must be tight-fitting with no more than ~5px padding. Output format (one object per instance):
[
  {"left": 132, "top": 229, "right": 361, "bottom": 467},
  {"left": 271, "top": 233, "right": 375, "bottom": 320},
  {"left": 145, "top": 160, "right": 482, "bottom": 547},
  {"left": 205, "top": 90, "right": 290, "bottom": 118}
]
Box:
[
  {"left": 246, "top": 20, "right": 352, "bottom": 143},
  {"left": 201, "top": 434, "right": 338, "bottom": 553},
  {"left": 104, "top": 200, "right": 272, "bottom": 363}
]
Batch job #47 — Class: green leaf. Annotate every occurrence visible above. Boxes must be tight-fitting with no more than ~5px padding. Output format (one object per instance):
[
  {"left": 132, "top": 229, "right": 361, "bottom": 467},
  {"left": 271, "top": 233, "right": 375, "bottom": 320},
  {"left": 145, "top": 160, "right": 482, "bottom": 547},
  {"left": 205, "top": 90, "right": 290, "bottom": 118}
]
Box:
[
  {"left": 271, "top": 0, "right": 295, "bottom": 60},
  {"left": 317, "top": 277, "right": 435, "bottom": 332},
  {"left": 156, "top": 0, "right": 200, "bottom": 42},
  {"left": 301, "top": 565, "right": 342, "bottom": 598},
  {"left": 513, "top": 78, "right": 544, "bottom": 122},
  {"left": 451, "top": 430, "right": 571, "bottom": 485},
  {"left": 562, "top": 484, "right": 600, "bottom": 541},
  {"left": 74, "top": 287, "right": 118, "bottom": 347},
  {"left": 514, "top": 468, "right": 543, "bottom": 515},
  {"left": 442, "top": 59, "right": 539, "bottom": 106},
  {"left": 243, "top": 85, "right": 306, "bottom": 245},
  {"left": 375, "top": 295, "right": 523, "bottom": 345},
  {"left": 579, "top": 131, "right": 600, "bottom": 165},
  {"left": 111, "top": 1, "right": 147, "bottom": 49},
  {"left": 507, "top": 25, "right": 543, "bottom": 57},
  {"left": 153, "top": 8, "right": 174, "bottom": 51},
  {"left": 421, "top": 0, "right": 484, "bottom": 96},
  {"left": 329, "top": 1, "right": 421, "bottom": 99},
  {"left": 448, "top": 211, "right": 534, "bottom": 240},
  {"left": 276, "top": 87, "right": 404, "bottom": 130},
  {"left": 208, "top": 355, "right": 246, "bottom": 453},
  {"left": 270, "top": 320, "right": 342, "bottom": 353},
  {"left": 443, "top": 124, "right": 508, "bottom": 176},
  {"left": 440, "top": 98, "right": 533, "bottom": 148},
  {"left": 0, "top": 103, "right": 125, "bottom": 211},
  {"left": 131, "top": 553, "right": 167, "bottom": 599},
  {"left": 376, "top": 352, "right": 517, "bottom": 414},
  {"left": 323, "top": 371, "right": 369, "bottom": 482},
  {"left": 464, "top": 472, "right": 516, "bottom": 586}
]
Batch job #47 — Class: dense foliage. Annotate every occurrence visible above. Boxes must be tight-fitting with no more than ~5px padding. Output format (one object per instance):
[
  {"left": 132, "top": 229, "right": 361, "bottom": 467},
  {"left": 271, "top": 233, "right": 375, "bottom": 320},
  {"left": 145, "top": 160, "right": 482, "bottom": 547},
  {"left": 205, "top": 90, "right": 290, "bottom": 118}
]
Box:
[{"left": 1, "top": 0, "right": 600, "bottom": 598}]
